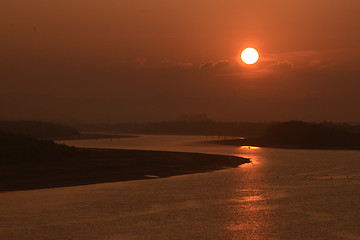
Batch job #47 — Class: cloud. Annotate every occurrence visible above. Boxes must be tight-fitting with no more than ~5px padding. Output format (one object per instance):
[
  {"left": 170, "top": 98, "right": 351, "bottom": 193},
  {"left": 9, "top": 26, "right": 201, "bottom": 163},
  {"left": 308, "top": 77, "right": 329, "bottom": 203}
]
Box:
[
  {"left": 176, "top": 62, "right": 194, "bottom": 68},
  {"left": 308, "top": 59, "right": 322, "bottom": 66},
  {"left": 308, "top": 59, "right": 333, "bottom": 69},
  {"left": 269, "top": 60, "right": 294, "bottom": 71},
  {"left": 199, "top": 60, "right": 231, "bottom": 70},
  {"left": 133, "top": 57, "right": 147, "bottom": 66}
]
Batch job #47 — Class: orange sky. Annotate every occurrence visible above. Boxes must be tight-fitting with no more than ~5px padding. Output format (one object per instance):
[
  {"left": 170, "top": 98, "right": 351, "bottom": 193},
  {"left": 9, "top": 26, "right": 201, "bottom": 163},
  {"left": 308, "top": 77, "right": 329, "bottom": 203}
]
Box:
[{"left": 1, "top": 0, "right": 360, "bottom": 122}]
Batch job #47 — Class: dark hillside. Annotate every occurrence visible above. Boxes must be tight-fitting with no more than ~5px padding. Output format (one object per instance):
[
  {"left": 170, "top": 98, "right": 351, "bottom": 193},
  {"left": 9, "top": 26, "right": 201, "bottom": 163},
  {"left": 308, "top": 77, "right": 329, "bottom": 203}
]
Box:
[
  {"left": 0, "top": 121, "right": 79, "bottom": 138},
  {"left": 0, "top": 131, "right": 75, "bottom": 164}
]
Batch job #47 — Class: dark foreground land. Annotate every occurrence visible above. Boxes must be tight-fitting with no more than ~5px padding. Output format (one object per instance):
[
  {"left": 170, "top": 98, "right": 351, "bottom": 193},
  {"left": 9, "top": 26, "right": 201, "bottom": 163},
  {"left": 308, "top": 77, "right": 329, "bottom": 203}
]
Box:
[
  {"left": 0, "top": 128, "right": 249, "bottom": 191},
  {"left": 0, "top": 148, "right": 249, "bottom": 192}
]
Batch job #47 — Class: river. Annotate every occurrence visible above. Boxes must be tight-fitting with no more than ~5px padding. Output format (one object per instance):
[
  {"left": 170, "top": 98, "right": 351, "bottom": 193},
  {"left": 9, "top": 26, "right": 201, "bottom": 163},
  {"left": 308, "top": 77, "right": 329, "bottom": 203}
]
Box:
[{"left": 1, "top": 134, "right": 360, "bottom": 239}]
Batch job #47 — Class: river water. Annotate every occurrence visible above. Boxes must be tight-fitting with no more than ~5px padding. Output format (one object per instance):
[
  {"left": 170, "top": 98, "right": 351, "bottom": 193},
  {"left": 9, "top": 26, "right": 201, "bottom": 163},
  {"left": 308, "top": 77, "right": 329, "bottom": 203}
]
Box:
[{"left": 1, "top": 134, "right": 360, "bottom": 239}]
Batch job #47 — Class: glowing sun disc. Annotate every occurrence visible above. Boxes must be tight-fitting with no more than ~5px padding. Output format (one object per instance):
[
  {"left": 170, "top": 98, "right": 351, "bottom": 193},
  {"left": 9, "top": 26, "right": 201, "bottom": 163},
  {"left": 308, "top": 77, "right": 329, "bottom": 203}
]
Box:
[{"left": 241, "top": 48, "right": 259, "bottom": 64}]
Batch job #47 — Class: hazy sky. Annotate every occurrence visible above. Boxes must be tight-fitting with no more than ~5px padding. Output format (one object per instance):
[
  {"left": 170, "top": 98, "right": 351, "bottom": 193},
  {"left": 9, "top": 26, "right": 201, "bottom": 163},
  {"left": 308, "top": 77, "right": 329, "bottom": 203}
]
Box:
[{"left": 1, "top": 0, "right": 360, "bottom": 123}]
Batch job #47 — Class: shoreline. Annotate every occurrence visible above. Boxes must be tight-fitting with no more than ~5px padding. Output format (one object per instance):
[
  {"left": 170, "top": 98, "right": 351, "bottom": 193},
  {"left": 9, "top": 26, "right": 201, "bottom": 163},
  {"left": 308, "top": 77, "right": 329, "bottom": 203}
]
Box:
[{"left": 0, "top": 148, "right": 250, "bottom": 192}]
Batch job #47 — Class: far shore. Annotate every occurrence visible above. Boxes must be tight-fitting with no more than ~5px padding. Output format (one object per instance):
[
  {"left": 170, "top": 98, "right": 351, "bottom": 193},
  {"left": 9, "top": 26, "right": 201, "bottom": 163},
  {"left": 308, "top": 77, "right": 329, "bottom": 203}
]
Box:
[
  {"left": 48, "top": 133, "right": 138, "bottom": 141},
  {"left": 0, "top": 148, "right": 249, "bottom": 192}
]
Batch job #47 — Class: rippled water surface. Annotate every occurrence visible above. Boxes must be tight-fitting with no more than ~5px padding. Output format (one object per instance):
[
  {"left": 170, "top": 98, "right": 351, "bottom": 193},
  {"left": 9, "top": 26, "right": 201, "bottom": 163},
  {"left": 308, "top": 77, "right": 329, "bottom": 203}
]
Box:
[{"left": 1, "top": 134, "right": 360, "bottom": 239}]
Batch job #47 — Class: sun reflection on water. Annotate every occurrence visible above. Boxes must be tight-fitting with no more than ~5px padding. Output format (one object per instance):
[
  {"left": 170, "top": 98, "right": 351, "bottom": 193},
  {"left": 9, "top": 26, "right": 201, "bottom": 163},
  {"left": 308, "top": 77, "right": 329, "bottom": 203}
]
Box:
[
  {"left": 240, "top": 146, "right": 261, "bottom": 150},
  {"left": 227, "top": 188, "right": 270, "bottom": 239},
  {"left": 226, "top": 146, "right": 277, "bottom": 239},
  {"left": 236, "top": 146, "right": 263, "bottom": 168}
]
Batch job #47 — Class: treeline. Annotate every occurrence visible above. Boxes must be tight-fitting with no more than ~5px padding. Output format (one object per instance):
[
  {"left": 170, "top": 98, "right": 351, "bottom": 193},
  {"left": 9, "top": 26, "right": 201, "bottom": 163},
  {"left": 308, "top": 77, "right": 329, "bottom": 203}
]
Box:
[
  {"left": 76, "top": 121, "right": 269, "bottom": 137},
  {"left": 211, "top": 121, "right": 360, "bottom": 150},
  {"left": 0, "top": 121, "right": 79, "bottom": 138},
  {"left": 0, "top": 131, "right": 75, "bottom": 164},
  {"left": 258, "top": 121, "right": 360, "bottom": 149}
]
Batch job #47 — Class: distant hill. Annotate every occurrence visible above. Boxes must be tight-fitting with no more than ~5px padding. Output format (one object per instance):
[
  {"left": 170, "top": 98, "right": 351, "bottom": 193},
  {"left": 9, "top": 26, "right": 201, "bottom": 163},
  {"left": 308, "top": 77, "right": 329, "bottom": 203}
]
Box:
[
  {"left": 0, "top": 121, "right": 79, "bottom": 138},
  {"left": 76, "top": 121, "right": 269, "bottom": 137}
]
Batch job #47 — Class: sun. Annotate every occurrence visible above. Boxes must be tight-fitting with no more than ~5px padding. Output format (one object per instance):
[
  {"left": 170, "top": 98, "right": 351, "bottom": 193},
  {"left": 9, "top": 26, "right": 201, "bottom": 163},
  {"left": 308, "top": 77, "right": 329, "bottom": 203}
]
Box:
[{"left": 241, "top": 48, "right": 259, "bottom": 64}]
